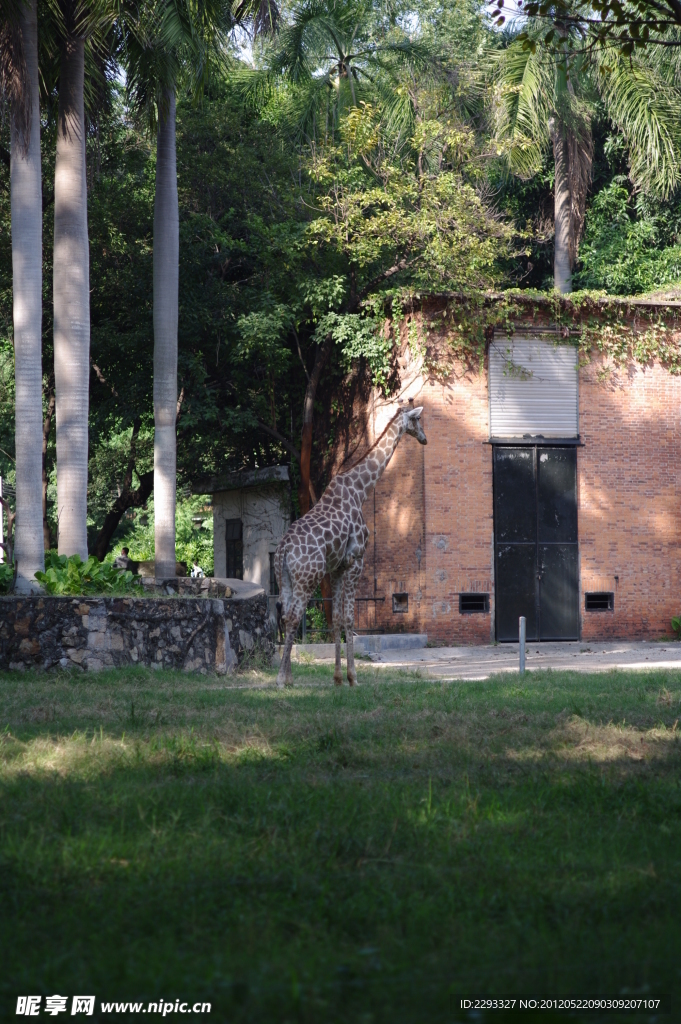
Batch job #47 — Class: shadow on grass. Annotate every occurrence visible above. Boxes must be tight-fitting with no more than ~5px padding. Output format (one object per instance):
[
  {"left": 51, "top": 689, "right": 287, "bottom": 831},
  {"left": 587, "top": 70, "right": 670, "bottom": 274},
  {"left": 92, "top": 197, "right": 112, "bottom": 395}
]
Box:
[{"left": 1, "top": 668, "right": 681, "bottom": 1022}]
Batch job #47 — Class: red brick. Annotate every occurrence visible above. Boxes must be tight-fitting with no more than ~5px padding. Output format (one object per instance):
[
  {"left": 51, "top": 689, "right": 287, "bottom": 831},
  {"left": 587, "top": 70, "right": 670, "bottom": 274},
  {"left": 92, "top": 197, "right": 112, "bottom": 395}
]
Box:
[{"left": 357, "top": 344, "right": 681, "bottom": 642}]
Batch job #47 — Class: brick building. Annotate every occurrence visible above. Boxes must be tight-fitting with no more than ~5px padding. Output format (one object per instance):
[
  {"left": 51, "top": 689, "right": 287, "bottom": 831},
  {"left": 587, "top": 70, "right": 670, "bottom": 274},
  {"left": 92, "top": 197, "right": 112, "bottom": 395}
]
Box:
[{"left": 351, "top": 294, "right": 681, "bottom": 643}]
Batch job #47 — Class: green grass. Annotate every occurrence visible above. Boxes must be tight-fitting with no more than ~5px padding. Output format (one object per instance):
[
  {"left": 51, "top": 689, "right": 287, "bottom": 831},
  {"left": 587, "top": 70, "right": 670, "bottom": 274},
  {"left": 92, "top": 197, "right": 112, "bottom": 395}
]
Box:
[{"left": 1, "top": 664, "right": 681, "bottom": 1022}]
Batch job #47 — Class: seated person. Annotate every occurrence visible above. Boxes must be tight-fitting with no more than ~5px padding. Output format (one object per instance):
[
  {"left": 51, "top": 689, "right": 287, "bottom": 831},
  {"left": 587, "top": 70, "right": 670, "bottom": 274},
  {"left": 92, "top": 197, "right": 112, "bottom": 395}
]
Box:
[{"left": 113, "top": 547, "right": 135, "bottom": 571}]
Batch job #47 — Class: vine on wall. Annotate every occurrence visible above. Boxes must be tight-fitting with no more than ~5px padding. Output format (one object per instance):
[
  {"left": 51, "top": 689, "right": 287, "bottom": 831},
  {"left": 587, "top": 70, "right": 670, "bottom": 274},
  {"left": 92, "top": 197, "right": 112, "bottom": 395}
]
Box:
[{"left": 385, "top": 289, "right": 681, "bottom": 378}]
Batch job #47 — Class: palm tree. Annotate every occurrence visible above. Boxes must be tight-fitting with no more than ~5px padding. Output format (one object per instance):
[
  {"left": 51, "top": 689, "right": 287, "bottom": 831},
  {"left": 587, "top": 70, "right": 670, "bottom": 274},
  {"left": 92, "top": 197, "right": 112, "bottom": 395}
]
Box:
[
  {"left": 153, "top": 80, "right": 180, "bottom": 578},
  {"left": 492, "top": 30, "right": 681, "bottom": 292},
  {"left": 125, "top": 0, "right": 270, "bottom": 578},
  {"left": 48, "top": 0, "right": 119, "bottom": 559},
  {"left": 125, "top": 0, "right": 208, "bottom": 578},
  {"left": 6, "top": 0, "right": 45, "bottom": 591},
  {"left": 250, "top": 0, "right": 430, "bottom": 148},
  {"left": 51, "top": 0, "right": 98, "bottom": 559}
]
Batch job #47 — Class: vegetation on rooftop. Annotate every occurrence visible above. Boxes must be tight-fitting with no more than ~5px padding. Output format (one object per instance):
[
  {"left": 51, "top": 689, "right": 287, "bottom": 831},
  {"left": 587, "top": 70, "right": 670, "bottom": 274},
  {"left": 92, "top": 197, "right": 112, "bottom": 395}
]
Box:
[{"left": 395, "top": 288, "right": 681, "bottom": 381}]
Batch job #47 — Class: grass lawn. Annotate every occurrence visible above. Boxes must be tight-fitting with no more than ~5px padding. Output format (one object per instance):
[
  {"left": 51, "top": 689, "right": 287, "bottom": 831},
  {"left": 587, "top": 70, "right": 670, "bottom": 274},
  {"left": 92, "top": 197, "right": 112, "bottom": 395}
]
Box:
[{"left": 1, "top": 664, "right": 681, "bottom": 1023}]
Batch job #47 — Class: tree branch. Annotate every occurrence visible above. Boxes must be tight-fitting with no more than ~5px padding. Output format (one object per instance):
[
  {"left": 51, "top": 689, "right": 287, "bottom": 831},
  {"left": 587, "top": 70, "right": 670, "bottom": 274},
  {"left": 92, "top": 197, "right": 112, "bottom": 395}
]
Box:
[
  {"left": 92, "top": 419, "right": 151, "bottom": 561},
  {"left": 292, "top": 325, "right": 310, "bottom": 383},
  {"left": 356, "top": 259, "right": 412, "bottom": 307},
  {"left": 257, "top": 420, "right": 301, "bottom": 463},
  {"left": 257, "top": 421, "right": 317, "bottom": 504},
  {"left": 92, "top": 470, "right": 153, "bottom": 563},
  {"left": 91, "top": 361, "right": 118, "bottom": 397}
]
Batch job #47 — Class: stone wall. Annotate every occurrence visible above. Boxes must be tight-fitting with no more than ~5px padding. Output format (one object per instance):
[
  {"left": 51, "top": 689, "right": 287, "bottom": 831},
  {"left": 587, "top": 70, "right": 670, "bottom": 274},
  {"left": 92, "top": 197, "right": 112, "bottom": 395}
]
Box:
[{"left": 0, "top": 590, "right": 271, "bottom": 673}]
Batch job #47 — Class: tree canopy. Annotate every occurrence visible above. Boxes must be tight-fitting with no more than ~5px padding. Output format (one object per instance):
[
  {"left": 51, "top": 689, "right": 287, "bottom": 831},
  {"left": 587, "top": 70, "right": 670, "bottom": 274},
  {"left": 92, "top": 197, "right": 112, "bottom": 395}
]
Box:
[{"left": 1, "top": 0, "right": 681, "bottom": 566}]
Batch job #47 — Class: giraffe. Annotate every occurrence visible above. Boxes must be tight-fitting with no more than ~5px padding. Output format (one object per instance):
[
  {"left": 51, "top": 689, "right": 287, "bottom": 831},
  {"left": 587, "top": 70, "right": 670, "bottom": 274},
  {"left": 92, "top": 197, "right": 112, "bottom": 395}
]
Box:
[{"left": 274, "top": 405, "right": 427, "bottom": 688}]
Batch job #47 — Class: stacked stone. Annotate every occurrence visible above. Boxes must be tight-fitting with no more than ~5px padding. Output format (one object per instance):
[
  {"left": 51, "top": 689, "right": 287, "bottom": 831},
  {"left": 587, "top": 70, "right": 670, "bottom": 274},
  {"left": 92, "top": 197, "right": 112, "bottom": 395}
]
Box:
[{"left": 0, "top": 594, "right": 271, "bottom": 673}]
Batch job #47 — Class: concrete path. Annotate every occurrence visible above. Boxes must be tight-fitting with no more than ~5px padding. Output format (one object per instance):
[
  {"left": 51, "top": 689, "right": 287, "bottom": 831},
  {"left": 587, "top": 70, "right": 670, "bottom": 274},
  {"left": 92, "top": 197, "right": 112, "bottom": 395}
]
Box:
[{"left": 294, "top": 640, "right": 681, "bottom": 680}]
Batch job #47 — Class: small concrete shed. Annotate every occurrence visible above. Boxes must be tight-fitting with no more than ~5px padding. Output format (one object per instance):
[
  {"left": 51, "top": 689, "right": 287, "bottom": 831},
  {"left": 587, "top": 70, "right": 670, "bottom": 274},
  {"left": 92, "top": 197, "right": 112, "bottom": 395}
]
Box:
[{"left": 195, "top": 466, "right": 291, "bottom": 621}]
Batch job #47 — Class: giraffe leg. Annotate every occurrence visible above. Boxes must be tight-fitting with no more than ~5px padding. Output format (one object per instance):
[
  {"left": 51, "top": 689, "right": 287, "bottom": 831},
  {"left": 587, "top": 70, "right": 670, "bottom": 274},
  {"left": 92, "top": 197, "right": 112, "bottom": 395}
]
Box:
[
  {"left": 275, "top": 597, "right": 305, "bottom": 688},
  {"left": 345, "top": 629, "right": 356, "bottom": 686},
  {"left": 276, "top": 622, "right": 296, "bottom": 688},
  {"left": 275, "top": 548, "right": 302, "bottom": 688},
  {"left": 343, "top": 561, "right": 363, "bottom": 687},
  {"left": 331, "top": 574, "right": 344, "bottom": 686}
]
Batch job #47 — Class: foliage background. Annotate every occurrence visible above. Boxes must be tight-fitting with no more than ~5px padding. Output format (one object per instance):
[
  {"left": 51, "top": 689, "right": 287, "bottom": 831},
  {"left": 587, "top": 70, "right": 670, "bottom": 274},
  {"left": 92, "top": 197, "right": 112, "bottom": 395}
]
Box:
[{"left": 1, "top": 1, "right": 681, "bottom": 565}]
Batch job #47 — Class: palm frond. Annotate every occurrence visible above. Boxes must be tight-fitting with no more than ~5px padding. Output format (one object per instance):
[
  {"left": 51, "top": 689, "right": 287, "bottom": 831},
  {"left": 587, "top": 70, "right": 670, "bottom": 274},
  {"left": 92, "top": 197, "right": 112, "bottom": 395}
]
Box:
[
  {"left": 490, "top": 40, "right": 553, "bottom": 178},
  {"left": 596, "top": 48, "right": 681, "bottom": 198},
  {"left": 0, "top": 3, "right": 29, "bottom": 150},
  {"left": 228, "top": 61, "right": 276, "bottom": 113},
  {"left": 259, "top": 0, "right": 439, "bottom": 146},
  {"left": 276, "top": 71, "right": 335, "bottom": 143}
]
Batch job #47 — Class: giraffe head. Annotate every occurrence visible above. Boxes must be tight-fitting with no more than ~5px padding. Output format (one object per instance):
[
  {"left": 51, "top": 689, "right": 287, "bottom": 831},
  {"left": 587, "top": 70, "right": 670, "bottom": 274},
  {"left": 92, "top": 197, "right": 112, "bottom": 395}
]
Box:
[{"left": 402, "top": 406, "right": 427, "bottom": 445}]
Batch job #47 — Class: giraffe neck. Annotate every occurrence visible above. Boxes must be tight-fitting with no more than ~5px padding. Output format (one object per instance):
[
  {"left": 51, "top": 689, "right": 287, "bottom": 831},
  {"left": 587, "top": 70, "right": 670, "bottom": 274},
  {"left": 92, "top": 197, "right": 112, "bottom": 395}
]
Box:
[{"left": 343, "top": 416, "right": 405, "bottom": 504}]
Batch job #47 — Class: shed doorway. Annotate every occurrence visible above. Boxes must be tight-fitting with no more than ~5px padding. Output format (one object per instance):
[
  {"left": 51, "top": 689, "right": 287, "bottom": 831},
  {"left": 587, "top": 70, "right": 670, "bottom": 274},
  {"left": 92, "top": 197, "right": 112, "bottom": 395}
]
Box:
[{"left": 493, "top": 446, "right": 579, "bottom": 641}]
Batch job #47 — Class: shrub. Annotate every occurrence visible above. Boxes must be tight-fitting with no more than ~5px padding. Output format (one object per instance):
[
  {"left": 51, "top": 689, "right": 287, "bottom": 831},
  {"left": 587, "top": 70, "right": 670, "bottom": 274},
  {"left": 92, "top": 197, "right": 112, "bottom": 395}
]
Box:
[
  {"left": 35, "top": 553, "right": 142, "bottom": 596},
  {"left": 305, "top": 601, "right": 331, "bottom": 642},
  {"left": 0, "top": 562, "right": 14, "bottom": 594},
  {"left": 575, "top": 180, "right": 681, "bottom": 295},
  {"left": 109, "top": 495, "right": 214, "bottom": 575}
]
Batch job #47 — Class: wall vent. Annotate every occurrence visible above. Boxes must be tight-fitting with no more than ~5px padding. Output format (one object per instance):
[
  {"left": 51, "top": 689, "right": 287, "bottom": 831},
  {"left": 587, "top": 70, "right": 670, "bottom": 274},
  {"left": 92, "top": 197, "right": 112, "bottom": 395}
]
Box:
[
  {"left": 585, "top": 592, "right": 614, "bottom": 612},
  {"left": 459, "top": 593, "right": 489, "bottom": 614},
  {"left": 392, "top": 592, "right": 409, "bottom": 613}
]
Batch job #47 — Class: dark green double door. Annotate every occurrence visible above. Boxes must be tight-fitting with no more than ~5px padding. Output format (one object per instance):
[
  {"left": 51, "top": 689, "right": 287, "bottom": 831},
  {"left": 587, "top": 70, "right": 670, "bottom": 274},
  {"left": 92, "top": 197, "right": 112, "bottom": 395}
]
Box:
[{"left": 494, "top": 446, "right": 579, "bottom": 642}]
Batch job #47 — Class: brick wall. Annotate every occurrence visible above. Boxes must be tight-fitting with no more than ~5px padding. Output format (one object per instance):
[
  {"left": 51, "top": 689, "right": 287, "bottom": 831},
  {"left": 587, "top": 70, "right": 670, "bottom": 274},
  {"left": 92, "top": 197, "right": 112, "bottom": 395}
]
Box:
[
  {"left": 579, "top": 353, "right": 681, "bottom": 640},
  {"left": 357, "top": 415, "right": 426, "bottom": 634},
  {"left": 360, "top": 332, "right": 681, "bottom": 643},
  {"left": 361, "top": 358, "right": 495, "bottom": 643}
]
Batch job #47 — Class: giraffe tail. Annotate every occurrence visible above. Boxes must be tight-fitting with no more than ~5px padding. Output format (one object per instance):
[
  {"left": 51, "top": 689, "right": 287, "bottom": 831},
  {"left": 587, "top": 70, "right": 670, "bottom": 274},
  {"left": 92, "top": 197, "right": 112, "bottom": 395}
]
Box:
[{"left": 276, "top": 601, "right": 283, "bottom": 644}]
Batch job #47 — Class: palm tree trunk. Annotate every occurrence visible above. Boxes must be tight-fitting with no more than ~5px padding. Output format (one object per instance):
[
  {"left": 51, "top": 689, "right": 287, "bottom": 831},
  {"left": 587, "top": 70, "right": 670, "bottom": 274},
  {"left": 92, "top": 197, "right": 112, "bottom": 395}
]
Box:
[
  {"left": 11, "top": 0, "right": 44, "bottom": 591},
  {"left": 53, "top": 35, "right": 90, "bottom": 558},
  {"left": 153, "top": 88, "right": 179, "bottom": 579},
  {"left": 550, "top": 115, "right": 572, "bottom": 294}
]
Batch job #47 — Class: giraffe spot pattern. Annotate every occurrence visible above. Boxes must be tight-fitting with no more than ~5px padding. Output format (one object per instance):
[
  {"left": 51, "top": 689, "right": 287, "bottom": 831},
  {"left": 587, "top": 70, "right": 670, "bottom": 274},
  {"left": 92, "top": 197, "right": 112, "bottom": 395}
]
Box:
[{"left": 274, "top": 408, "right": 427, "bottom": 687}]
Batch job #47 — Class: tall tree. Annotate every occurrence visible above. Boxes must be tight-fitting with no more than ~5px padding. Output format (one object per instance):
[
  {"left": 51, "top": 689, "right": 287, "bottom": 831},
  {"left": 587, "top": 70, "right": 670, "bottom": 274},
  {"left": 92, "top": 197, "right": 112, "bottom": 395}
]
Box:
[
  {"left": 494, "top": 0, "right": 681, "bottom": 53},
  {"left": 7, "top": 0, "right": 44, "bottom": 589},
  {"left": 126, "top": 0, "right": 270, "bottom": 577},
  {"left": 124, "top": 0, "right": 204, "bottom": 577},
  {"left": 53, "top": 1, "right": 91, "bottom": 558},
  {"left": 153, "top": 83, "right": 179, "bottom": 578},
  {"left": 492, "top": 29, "right": 681, "bottom": 292},
  {"left": 250, "top": 0, "right": 432, "bottom": 508}
]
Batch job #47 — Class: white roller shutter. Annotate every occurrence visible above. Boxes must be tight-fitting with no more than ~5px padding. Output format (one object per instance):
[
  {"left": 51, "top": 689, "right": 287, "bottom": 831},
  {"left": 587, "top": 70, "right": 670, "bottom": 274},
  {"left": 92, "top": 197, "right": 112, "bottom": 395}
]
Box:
[{"left": 488, "top": 338, "right": 579, "bottom": 438}]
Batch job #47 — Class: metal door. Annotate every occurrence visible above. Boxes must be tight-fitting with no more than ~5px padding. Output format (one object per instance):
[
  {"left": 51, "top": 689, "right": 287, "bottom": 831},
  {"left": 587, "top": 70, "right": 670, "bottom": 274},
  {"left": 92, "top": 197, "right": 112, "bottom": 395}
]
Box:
[
  {"left": 494, "top": 447, "right": 579, "bottom": 641},
  {"left": 225, "top": 518, "right": 243, "bottom": 579}
]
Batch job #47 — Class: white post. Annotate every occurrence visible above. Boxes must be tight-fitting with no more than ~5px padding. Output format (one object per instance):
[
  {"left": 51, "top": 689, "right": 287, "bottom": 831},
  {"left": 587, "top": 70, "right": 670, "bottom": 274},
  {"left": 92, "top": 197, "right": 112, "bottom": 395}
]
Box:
[
  {"left": 519, "top": 616, "right": 526, "bottom": 674},
  {"left": 0, "top": 476, "right": 4, "bottom": 563}
]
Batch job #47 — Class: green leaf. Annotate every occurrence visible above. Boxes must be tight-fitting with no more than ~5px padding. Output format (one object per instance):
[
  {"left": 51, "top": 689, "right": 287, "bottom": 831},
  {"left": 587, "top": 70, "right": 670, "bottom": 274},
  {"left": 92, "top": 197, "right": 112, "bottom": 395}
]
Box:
[{"left": 35, "top": 555, "right": 142, "bottom": 596}]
